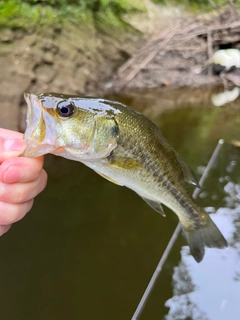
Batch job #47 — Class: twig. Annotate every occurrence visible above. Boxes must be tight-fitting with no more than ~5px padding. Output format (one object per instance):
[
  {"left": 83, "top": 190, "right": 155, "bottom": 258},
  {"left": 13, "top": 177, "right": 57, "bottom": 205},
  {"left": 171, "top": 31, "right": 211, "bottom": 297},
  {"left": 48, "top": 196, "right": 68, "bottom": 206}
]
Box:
[
  {"left": 116, "top": 33, "right": 177, "bottom": 90},
  {"left": 207, "top": 31, "right": 213, "bottom": 77},
  {"left": 113, "top": 6, "right": 240, "bottom": 91}
]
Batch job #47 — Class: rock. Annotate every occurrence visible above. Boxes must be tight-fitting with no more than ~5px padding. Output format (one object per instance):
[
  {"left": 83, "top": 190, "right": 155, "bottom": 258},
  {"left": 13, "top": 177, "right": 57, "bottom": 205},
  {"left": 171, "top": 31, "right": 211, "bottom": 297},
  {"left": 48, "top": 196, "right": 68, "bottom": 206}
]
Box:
[{"left": 0, "top": 29, "right": 14, "bottom": 43}]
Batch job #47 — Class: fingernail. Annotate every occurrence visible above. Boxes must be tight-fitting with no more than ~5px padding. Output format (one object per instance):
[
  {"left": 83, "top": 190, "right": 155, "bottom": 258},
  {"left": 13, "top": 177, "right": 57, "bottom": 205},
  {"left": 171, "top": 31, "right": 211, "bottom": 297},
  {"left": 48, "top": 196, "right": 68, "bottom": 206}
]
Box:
[{"left": 3, "top": 139, "right": 25, "bottom": 152}]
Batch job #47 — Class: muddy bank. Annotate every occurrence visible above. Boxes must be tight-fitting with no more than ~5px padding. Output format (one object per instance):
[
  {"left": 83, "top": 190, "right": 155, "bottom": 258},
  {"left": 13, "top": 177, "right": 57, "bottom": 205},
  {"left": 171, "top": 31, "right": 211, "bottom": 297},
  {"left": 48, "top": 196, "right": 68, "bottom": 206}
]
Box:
[
  {"left": 112, "top": 6, "right": 240, "bottom": 91},
  {"left": 1, "top": 4, "right": 240, "bottom": 132},
  {"left": 0, "top": 21, "right": 141, "bottom": 131}
]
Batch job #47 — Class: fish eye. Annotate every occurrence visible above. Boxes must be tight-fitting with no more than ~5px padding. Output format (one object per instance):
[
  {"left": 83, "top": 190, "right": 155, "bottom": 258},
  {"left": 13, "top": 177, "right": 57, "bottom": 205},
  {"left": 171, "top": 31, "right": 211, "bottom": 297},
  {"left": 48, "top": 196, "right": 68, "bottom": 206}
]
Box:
[{"left": 57, "top": 101, "right": 75, "bottom": 118}]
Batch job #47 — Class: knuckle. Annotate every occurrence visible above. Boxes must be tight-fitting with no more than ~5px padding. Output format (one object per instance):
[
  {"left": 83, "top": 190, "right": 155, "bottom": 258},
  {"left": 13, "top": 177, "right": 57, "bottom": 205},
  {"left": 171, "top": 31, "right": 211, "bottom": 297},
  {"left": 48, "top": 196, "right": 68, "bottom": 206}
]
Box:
[
  {"left": 0, "top": 183, "right": 25, "bottom": 204},
  {"left": 0, "top": 183, "right": 11, "bottom": 203},
  {"left": 14, "top": 187, "right": 26, "bottom": 204},
  {"left": 0, "top": 182, "right": 4, "bottom": 199},
  {"left": 0, "top": 202, "right": 18, "bottom": 224},
  {"left": 0, "top": 225, "right": 11, "bottom": 236},
  {"left": 10, "top": 200, "right": 33, "bottom": 223},
  {"left": 6, "top": 204, "right": 21, "bottom": 224},
  {"left": 0, "top": 200, "right": 33, "bottom": 225},
  {"left": 41, "top": 170, "right": 48, "bottom": 190}
]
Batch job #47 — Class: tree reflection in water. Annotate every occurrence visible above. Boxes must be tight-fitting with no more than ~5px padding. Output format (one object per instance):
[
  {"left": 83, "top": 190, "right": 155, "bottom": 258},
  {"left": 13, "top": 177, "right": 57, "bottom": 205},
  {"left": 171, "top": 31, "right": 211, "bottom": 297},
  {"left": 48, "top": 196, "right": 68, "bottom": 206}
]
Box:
[{"left": 165, "top": 186, "right": 240, "bottom": 320}]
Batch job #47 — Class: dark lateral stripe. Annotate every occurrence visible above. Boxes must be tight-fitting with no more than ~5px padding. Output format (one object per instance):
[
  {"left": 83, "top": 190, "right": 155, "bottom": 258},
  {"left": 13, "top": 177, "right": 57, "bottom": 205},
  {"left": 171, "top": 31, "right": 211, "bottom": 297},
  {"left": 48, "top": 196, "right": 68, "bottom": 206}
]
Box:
[
  {"left": 157, "top": 173, "right": 165, "bottom": 183},
  {"left": 164, "top": 180, "right": 201, "bottom": 228}
]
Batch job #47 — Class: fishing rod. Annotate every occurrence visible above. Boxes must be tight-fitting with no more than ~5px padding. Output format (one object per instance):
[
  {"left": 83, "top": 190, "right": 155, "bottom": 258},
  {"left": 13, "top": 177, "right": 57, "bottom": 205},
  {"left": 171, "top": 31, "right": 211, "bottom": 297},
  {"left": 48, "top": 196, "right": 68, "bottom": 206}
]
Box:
[{"left": 131, "top": 139, "right": 225, "bottom": 320}]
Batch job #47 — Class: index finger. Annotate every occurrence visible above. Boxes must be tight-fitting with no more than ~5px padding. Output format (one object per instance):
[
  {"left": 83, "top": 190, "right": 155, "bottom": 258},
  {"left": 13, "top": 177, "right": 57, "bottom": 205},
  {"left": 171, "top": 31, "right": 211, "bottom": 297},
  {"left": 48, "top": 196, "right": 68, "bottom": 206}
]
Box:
[
  {"left": 0, "top": 129, "right": 23, "bottom": 140},
  {"left": 0, "top": 156, "right": 45, "bottom": 184},
  {"left": 0, "top": 129, "right": 26, "bottom": 163}
]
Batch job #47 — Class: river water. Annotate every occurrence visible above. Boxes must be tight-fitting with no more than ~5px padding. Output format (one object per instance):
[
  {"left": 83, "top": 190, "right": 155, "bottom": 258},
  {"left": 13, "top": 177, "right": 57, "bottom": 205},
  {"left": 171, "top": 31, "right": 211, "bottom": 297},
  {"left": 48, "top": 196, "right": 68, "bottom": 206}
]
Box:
[{"left": 0, "top": 87, "right": 240, "bottom": 320}]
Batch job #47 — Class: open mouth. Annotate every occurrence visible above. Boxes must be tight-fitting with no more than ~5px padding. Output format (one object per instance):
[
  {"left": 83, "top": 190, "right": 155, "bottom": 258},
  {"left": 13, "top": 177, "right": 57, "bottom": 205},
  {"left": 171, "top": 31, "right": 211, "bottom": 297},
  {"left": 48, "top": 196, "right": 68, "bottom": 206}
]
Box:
[
  {"left": 22, "top": 93, "right": 61, "bottom": 158},
  {"left": 24, "top": 93, "right": 44, "bottom": 143}
]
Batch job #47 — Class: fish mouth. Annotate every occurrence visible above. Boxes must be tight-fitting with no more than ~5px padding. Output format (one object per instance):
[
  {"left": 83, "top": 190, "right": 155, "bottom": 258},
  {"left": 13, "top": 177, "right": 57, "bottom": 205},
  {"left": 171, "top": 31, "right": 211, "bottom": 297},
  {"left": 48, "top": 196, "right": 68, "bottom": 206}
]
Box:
[
  {"left": 24, "top": 92, "right": 43, "bottom": 142},
  {"left": 22, "top": 92, "right": 62, "bottom": 158}
]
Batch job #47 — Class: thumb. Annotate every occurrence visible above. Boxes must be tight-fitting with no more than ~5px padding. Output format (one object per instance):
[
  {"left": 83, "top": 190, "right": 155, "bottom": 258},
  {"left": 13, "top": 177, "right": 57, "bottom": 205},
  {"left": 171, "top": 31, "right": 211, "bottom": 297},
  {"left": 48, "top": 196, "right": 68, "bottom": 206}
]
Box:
[{"left": 0, "top": 136, "right": 26, "bottom": 163}]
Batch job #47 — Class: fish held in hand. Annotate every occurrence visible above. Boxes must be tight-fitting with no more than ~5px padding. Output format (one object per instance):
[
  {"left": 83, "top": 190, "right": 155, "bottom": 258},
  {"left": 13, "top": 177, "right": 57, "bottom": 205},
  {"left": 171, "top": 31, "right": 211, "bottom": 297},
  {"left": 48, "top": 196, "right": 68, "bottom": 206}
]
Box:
[{"left": 23, "top": 92, "right": 228, "bottom": 262}]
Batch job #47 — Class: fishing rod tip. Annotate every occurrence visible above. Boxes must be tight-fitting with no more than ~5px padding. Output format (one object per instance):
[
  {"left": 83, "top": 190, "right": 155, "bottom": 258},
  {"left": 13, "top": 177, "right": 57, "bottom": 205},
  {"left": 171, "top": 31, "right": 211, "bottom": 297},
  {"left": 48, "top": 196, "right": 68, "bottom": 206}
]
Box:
[{"left": 219, "top": 139, "right": 224, "bottom": 145}]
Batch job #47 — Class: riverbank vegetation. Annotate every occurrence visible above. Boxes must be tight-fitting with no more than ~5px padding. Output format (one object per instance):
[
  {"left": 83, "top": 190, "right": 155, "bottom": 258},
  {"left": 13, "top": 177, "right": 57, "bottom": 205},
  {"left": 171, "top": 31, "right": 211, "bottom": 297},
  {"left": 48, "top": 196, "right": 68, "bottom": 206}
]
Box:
[
  {"left": 154, "top": 0, "right": 230, "bottom": 11},
  {"left": 0, "top": 0, "right": 145, "bottom": 30},
  {"left": 0, "top": 0, "right": 231, "bottom": 30}
]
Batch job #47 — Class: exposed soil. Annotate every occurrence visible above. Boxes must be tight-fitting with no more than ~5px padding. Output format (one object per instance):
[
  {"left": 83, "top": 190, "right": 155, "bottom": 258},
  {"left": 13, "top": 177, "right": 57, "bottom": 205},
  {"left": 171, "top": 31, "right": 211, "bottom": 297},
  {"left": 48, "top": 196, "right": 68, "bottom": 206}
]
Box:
[
  {"left": 1, "top": 3, "right": 240, "bottom": 132},
  {"left": 0, "top": 21, "right": 141, "bottom": 131},
  {"left": 112, "top": 6, "right": 240, "bottom": 91}
]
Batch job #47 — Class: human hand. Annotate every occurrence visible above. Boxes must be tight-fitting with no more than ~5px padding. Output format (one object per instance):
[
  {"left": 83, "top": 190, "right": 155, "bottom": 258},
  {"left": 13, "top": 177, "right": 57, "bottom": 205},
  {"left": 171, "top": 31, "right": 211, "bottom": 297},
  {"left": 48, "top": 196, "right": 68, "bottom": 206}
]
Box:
[{"left": 0, "top": 129, "right": 47, "bottom": 236}]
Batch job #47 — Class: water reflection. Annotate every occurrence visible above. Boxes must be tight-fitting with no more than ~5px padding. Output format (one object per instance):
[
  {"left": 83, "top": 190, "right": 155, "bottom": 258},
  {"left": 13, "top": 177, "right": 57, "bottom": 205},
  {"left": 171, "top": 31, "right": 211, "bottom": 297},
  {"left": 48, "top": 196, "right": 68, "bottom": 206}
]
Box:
[
  {"left": 211, "top": 87, "right": 240, "bottom": 107},
  {"left": 165, "top": 149, "right": 240, "bottom": 320},
  {"left": 1, "top": 88, "right": 240, "bottom": 320}
]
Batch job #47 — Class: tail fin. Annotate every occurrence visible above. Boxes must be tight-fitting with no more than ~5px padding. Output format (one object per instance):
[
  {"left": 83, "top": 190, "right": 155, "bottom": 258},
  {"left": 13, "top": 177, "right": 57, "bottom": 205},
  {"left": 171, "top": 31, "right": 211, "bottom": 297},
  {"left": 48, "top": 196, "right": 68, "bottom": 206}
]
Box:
[{"left": 180, "top": 213, "right": 228, "bottom": 263}]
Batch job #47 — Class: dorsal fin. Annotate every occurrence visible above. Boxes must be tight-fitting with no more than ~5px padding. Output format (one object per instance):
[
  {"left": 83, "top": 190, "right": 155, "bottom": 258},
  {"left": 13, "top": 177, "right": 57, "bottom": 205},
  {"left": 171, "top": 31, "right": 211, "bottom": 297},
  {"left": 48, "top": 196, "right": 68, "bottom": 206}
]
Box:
[{"left": 175, "top": 151, "right": 200, "bottom": 188}]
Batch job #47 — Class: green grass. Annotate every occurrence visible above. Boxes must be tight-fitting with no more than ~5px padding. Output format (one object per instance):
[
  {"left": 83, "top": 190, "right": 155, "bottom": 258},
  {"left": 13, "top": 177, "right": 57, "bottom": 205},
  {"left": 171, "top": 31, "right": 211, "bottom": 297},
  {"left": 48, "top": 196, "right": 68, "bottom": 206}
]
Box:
[
  {"left": 153, "top": 0, "right": 230, "bottom": 11},
  {"left": 0, "top": 1, "right": 86, "bottom": 29},
  {"left": 0, "top": 0, "right": 146, "bottom": 30},
  {"left": 0, "top": 0, "right": 233, "bottom": 30}
]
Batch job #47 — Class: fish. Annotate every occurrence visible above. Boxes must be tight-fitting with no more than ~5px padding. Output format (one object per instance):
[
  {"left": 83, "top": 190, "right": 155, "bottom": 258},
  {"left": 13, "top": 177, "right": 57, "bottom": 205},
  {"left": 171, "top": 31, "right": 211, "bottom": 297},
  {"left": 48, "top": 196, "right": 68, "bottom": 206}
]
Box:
[{"left": 23, "top": 92, "right": 228, "bottom": 263}]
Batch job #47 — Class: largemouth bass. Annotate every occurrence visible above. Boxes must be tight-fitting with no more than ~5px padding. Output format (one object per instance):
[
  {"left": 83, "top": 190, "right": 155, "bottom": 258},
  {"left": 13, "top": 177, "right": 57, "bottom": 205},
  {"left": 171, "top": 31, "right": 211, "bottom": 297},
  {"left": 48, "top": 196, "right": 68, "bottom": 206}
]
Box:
[{"left": 23, "top": 92, "right": 227, "bottom": 262}]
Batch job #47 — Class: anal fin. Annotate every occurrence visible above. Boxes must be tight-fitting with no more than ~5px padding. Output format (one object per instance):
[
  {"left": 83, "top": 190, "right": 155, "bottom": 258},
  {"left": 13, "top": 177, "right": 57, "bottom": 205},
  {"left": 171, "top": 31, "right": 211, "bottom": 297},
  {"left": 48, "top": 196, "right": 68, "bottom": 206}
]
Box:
[{"left": 142, "top": 197, "right": 166, "bottom": 217}]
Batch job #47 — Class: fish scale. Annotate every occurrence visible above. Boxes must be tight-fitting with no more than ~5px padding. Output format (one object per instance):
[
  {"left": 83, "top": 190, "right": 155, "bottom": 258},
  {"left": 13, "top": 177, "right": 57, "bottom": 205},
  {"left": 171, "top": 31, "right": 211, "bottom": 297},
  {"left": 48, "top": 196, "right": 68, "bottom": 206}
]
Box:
[{"left": 23, "top": 92, "right": 228, "bottom": 262}]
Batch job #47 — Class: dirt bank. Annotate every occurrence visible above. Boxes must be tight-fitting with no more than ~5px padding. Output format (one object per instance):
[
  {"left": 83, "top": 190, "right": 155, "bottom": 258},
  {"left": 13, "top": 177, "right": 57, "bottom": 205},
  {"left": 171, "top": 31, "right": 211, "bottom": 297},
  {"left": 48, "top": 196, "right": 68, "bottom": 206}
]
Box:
[
  {"left": 0, "top": 20, "right": 141, "bottom": 131},
  {"left": 1, "top": 3, "right": 240, "bottom": 132},
  {"left": 112, "top": 6, "right": 240, "bottom": 91}
]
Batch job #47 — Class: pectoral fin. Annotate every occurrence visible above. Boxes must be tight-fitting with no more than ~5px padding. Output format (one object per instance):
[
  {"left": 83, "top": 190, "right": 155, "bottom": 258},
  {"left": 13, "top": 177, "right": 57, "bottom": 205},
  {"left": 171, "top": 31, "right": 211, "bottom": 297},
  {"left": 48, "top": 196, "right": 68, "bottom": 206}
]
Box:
[
  {"left": 175, "top": 151, "right": 200, "bottom": 188},
  {"left": 142, "top": 197, "right": 166, "bottom": 217},
  {"left": 107, "top": 154, "right": 142, "bottom": 170},
  {"left": 95, "top": 171, "right": 123, "bottom": 186}
]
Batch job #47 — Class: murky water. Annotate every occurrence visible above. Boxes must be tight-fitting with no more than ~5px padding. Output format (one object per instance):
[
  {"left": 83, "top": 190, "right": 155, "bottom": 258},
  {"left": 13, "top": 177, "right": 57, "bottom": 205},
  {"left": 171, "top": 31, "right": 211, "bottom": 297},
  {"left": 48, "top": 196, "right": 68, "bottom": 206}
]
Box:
[{"left": 1, "top": 87, "right": 240, "bottom": 320}]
